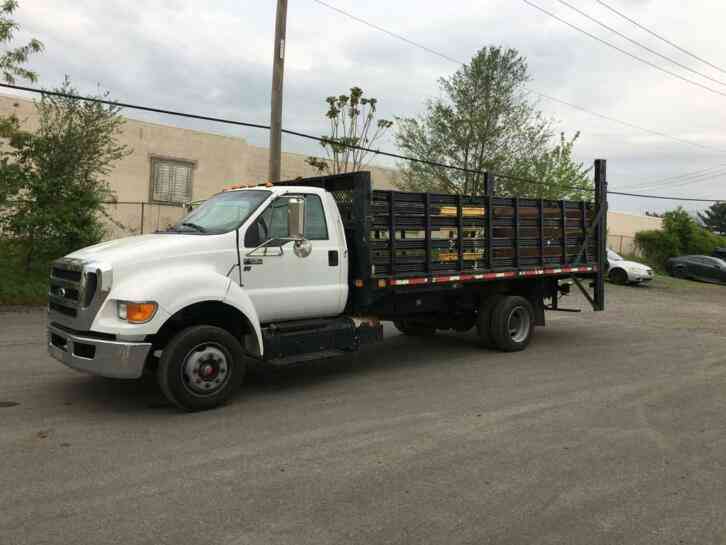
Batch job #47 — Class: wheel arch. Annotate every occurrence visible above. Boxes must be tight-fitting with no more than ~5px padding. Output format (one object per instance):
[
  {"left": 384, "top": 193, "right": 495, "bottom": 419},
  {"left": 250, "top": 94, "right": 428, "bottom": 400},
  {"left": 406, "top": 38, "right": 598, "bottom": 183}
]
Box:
[{"left": 151, "top": 300, "right": 262, "bottom": 359}]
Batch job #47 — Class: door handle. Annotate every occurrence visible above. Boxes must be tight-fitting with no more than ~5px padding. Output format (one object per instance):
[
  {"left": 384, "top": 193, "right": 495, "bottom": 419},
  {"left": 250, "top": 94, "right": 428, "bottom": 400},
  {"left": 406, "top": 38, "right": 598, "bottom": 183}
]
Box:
[{"left": 328, "top": 250, "right": 339, "bottom": 267}]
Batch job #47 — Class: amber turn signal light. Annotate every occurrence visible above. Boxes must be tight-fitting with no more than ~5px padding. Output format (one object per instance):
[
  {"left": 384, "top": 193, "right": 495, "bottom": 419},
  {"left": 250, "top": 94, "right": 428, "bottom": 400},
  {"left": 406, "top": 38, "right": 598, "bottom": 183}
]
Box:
[{"left": 118, "top": 301, "right": 158, "bottom": 324}]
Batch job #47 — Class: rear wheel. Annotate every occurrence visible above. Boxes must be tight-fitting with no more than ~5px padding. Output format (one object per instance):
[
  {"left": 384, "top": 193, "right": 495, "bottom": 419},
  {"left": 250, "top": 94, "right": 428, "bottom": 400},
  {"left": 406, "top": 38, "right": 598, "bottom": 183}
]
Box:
[
  {"left": 477, "top": 295, "right": 505, "bottom": 349},
  {"left": 489, "top": 296, "right": 535, "bottom": 352},
  {"left": 393, "top": 320, "right": 436, "bottom": 337},
  {"left": 672, "top": 266, "right": 687, "bottom": 279},
  {"left": 157, "top": 325, "right": 245, "bottom": 412},
  {"left": 609, "top": 268, "right": 629, "bottom": 285}
]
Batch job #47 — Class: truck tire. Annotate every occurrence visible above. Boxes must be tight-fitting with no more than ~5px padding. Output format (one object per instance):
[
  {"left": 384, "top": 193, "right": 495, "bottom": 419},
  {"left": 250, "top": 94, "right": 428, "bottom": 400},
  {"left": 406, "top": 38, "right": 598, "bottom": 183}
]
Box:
[
  {"left": 393, "top": 320, "right": 436, "bottom": 337},
  {"left": 157, "top": 325, "right": 245, "bottom": 412},
  {"left": 476, "top": 295, "right": 505, "bottom": 348},
  {"left": 489, "top": 296, "right": 534, "bottom": 352}
]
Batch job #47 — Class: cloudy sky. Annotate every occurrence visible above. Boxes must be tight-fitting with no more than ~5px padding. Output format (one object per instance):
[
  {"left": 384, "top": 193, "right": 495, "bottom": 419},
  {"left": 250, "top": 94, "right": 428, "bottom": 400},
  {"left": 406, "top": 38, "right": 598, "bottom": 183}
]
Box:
[{"left": 8, "top": 0, "right": 726, "bottom": 213}]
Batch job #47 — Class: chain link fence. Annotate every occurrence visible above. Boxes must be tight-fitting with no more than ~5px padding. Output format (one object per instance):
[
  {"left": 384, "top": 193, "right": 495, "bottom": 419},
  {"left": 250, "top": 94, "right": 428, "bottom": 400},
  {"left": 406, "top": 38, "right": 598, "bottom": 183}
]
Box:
[{"left": 607, "top": 234, "right": 639, "bottom": 256}]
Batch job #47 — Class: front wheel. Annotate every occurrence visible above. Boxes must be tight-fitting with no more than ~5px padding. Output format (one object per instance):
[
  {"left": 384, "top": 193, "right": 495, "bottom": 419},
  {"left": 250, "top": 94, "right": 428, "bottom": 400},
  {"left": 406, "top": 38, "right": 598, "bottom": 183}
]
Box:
[
  {"left": 609, "top": 268, "right": 629, "bottom": 285},
  {"left": 157, "top": 325, "right": 245, "bottom": 412}
]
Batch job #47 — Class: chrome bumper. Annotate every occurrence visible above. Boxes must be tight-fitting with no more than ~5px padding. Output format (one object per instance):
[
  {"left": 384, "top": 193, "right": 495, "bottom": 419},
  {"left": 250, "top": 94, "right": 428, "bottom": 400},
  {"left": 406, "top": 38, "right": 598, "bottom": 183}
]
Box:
[{"left": 48, "top": 324, "right": 152, "bottom": 379}]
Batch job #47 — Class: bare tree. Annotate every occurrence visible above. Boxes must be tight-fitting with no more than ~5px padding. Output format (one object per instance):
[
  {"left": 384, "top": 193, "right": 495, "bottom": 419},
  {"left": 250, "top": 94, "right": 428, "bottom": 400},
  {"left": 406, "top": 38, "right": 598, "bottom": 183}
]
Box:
[{"left": 307, "top": 86, "right": 393, "bottom": 174}]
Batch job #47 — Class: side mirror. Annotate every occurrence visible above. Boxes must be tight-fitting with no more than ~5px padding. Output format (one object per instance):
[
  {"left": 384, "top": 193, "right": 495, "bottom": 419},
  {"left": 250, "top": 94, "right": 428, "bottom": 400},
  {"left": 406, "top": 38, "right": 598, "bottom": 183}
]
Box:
[{"left": 288, "top": 197, "right": 305, "bottom": 239}]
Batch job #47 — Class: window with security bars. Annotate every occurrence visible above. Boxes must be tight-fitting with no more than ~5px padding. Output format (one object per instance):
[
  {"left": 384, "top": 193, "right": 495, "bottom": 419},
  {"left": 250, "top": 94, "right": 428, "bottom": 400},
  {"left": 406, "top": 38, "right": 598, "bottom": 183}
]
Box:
[{"left": 150, "top": 158, "right": 194, "bottom": 204}]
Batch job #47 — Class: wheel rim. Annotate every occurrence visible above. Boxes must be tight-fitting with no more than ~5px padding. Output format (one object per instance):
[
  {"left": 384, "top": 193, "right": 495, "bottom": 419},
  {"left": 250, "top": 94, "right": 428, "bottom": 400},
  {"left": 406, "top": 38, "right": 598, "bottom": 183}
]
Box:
[
  {"left": 181, "top": 343, "right": 231, "bottom": 397},
  {"left": 507, "top": 306, "right": 531, "bottom": 344}
]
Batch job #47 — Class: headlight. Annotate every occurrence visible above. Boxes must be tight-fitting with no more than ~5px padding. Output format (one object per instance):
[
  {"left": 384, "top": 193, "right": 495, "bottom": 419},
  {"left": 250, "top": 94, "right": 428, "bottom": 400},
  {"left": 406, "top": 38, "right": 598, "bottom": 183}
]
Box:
[{"left": 117, "top": 301, "right": 158, "bottom": 324}]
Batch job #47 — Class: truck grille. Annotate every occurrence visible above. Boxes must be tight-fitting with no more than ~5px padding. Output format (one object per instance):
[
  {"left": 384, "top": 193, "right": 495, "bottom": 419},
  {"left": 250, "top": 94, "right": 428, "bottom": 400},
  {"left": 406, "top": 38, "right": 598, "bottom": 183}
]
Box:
[
  {"left": 48, "top": 258, "right": 111, "bottom": 331},
  {"left": 48, "top": 259, "right": 91, "bottom": 318},
  {"left": 50, "top": 267, "right": 82, "bottom": 283}
]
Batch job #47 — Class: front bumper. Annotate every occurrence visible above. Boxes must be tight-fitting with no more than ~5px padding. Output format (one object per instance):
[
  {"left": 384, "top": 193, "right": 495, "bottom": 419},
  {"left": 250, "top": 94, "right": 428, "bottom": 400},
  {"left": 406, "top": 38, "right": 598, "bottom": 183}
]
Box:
[
  {"left": 48, "top": 323, "right": 152, "bottom": 379},
  {"left": 630, "top": 271, "right": 654, "bottom": 283}
]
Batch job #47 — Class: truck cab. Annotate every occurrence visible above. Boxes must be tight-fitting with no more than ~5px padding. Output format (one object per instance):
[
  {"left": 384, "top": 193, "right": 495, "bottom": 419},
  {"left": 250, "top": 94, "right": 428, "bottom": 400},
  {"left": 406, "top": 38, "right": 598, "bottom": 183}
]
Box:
[{"left": 48, "top": 184, "right": 363, "bottom": 410}]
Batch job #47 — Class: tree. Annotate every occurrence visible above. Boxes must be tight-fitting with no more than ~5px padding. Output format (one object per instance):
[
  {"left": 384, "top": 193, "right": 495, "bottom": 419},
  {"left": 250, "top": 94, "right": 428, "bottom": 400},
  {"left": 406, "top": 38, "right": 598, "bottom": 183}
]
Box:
[
  {"left": 635, "top": 207, "right": 726, "bottom": 270},
  {"left": 697, "top": 202, "right": 726, "bottom": 235},
  {"left": 394, "top": 46, "right": 591, "bottom": 199},
  {"left": 0, "top": 78, "right": 131, "bottom": 271},
  {"left": 0, "top": 1, "right": 43, "bottom": 84},
  {"left": 306, "top": 86, "right": 393, "bottom": 175}
]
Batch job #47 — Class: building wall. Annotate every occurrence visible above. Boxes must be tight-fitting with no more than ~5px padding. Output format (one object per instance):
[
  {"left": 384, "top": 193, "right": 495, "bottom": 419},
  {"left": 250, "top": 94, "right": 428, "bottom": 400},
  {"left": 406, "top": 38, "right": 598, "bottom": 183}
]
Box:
[
  {"left": 607, "top": 211, "right": 663, "bottom": 255},
  {"left": 0, "top": 94, "right": 399, "bottom": 201},
  {"left": 0, "top": 94, "right": 399, "bottom": 238}
]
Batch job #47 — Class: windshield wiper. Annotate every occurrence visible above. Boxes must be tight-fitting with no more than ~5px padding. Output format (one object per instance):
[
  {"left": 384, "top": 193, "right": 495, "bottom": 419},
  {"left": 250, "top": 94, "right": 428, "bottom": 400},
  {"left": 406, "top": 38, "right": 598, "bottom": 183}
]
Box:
[{"left": 179, "top": 222, "right": 208, "bottom": 233}]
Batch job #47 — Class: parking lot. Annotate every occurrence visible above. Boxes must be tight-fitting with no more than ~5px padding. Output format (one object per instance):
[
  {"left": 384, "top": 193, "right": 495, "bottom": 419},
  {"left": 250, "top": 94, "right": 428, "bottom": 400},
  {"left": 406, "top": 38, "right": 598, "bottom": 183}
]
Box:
[{"left": 1, "top": 278, "right": 725, "bottom": 545}]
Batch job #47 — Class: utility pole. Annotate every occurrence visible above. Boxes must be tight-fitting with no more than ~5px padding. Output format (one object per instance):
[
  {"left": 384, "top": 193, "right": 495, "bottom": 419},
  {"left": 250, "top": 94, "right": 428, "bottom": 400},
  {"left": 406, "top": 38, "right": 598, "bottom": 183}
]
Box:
[{"left": 269, "top": 0, "right": 288, "bottom": 183}]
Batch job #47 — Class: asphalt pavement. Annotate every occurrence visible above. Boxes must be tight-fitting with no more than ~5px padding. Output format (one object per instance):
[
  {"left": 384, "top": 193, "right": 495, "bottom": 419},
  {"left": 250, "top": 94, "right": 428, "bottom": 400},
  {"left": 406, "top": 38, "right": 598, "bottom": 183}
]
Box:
[{"left": 1, "top": 278, "right": 725, "bottom": 545}]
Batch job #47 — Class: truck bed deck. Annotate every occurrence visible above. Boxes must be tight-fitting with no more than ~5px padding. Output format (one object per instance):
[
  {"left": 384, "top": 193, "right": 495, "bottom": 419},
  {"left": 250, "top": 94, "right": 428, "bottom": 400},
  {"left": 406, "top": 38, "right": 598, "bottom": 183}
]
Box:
[{"left": 276, "top": 169, "right": 606, "bottom": 312}]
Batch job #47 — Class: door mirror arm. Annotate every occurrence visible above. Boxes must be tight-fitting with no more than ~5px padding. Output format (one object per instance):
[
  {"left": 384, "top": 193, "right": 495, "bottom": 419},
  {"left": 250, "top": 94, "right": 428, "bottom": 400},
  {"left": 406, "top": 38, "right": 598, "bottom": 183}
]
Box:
[{"left": 246, "top": 238, "right": 290, "bottom": 257}]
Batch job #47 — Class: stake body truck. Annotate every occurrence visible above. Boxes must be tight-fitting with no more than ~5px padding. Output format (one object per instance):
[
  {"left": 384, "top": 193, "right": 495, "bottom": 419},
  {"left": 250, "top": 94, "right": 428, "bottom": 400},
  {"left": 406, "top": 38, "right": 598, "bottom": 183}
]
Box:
[{"left": 47, "top": 162, "right": 608, "bottom": 411}]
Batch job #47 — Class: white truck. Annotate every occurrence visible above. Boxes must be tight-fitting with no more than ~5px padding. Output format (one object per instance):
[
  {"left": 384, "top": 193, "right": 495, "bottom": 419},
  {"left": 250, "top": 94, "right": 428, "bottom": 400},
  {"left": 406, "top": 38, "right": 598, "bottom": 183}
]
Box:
[{"left": 48, "top": 168, "right": 607, "bottom": 411}]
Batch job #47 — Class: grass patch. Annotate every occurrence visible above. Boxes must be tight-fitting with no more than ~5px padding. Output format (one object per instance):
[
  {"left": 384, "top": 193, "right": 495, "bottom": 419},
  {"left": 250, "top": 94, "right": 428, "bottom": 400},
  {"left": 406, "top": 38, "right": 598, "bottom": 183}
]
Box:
[
  {"left": 649, "top": 273, "right": 721, "bottom": 291},
  {"left": 0, "top": 240, "right": 52, "bottom": 306}
]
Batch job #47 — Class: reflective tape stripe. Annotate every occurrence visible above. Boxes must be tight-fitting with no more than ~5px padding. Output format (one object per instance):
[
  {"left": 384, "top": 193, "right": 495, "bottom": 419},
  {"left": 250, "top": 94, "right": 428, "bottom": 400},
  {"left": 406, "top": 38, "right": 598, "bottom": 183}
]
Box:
[{"left": 386, "top": 265, "right": 597, "bottom": 287}]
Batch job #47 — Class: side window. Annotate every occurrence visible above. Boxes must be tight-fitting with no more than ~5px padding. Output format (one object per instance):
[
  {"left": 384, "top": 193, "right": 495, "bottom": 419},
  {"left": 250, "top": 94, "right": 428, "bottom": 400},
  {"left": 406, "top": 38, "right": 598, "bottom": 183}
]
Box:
[
  {"left": 304, "top": 195, "right": 328, "bottom": 240},
  {"left": 268, "top": 200, "right": 290, "bottom": 239},
  {"left": 244, "top": 198, "right": 291, "bottom": 247},
  {"left": 244, "top": 194, "right": 328, "bottom": 247}
]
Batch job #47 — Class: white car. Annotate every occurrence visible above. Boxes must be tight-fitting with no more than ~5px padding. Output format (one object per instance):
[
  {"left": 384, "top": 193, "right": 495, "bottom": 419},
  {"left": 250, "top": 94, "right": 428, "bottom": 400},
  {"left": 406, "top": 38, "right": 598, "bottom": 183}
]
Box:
[{"left": 607, "top": 249, "right": 654, "bottom": 285}]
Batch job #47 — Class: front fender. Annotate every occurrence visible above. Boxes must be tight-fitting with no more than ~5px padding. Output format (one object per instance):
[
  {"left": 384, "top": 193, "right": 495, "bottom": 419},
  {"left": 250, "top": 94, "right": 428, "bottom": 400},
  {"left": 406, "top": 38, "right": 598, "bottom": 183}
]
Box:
[
  {"left": 92, "top": 267, "right": 264, "bottom": 357},
  {"left": 224, "top": 281, "right": 264, "bottom": 357}
]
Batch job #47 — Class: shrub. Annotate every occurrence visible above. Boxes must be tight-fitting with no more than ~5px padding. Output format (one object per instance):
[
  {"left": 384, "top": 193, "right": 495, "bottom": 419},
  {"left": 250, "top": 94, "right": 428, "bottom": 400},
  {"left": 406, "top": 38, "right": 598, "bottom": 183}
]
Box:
[{"left": 635, "top": 207, "right": 726, "bottom": 270}]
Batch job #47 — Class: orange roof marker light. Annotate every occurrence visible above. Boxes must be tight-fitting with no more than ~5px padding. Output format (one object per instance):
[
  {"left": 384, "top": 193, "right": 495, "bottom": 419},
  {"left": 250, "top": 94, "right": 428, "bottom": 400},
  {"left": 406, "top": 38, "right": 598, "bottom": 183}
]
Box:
[{"left": 223, "top": 182, "right": 259, "bottom": 192}]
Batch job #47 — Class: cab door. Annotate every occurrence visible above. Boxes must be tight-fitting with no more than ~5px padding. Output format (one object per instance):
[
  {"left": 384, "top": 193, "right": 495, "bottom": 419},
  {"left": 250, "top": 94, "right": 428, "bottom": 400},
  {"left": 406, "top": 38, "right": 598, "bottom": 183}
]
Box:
[{"left": 239, "top": 192, "right": 346, "bottom": 324}]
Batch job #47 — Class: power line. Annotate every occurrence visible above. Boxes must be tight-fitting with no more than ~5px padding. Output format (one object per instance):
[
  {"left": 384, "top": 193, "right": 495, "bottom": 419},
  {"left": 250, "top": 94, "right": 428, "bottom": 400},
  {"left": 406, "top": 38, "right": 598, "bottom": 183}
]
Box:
[
  {"left": 627, "top": 169, "right": 726, "bottom": 193},
  {"left": 522, "top": 0, "right": 726, "bottom": 99},
  {"left": 608, "top": 191, "right": 722, "bottom": 203},
  {"left": 310, "top": 0, "right": 462, "bottom": 65},
  {"left": 597, "top": 0, "right": 726, "bottom": 77},
  {"left": 310, "top": 0, "right": 726, "bottom": 155},
  {"left": 612, "top": 163, "right": 726, "bottom": 190},
  {"left": 3, "top": 81, "right": 724, "bottom": 203},
  {"left": 0, "top": 81, "right": 589, "bottom": 194},
  {"left": 555, "top": 0, "right": 726, "bottom": 87}
]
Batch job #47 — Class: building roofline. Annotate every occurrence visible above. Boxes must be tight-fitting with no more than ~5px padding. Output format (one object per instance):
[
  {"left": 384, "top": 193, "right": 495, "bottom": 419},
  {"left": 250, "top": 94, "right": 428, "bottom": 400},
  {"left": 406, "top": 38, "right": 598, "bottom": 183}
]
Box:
[{"left": 0, "top": 91, "right": 249, "bottom": 145}]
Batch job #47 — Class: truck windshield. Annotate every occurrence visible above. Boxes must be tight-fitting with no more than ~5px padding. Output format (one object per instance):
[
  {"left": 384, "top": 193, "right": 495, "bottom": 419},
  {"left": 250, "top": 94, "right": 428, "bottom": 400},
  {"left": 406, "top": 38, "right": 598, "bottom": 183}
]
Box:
[{"left": 172, "top": 190, "right": 270, "bottom": 234}]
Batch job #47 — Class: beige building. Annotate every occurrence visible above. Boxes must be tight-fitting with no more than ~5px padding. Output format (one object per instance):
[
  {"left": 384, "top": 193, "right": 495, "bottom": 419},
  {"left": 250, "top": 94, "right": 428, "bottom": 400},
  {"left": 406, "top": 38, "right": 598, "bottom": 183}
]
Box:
[
  {"left": 1, "top": 94, "right": 662, "bottom": 251},
  {"left": 0, "top": 94, "right": 399, "bottom": 237},
  {"left": 608, "top": 211, "right": 663, "bottom": 255}
]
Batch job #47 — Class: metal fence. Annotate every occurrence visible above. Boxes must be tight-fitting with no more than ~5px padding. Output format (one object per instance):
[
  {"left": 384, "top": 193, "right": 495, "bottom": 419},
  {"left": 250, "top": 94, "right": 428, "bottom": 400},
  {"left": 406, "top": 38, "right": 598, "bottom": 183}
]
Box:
[
  {"left": 607, "top": 234, "right": 640, "bottom": 256},
  {"left": 101, "top": 201, "right": 187, "bottom": 239}
]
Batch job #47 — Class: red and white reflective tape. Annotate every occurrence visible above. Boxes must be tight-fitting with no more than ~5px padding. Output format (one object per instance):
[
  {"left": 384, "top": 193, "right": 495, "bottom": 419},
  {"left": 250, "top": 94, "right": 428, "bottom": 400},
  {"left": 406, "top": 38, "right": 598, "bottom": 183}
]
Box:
[{"left": 386, "top": 265, "right": 597, "bottom": 287}]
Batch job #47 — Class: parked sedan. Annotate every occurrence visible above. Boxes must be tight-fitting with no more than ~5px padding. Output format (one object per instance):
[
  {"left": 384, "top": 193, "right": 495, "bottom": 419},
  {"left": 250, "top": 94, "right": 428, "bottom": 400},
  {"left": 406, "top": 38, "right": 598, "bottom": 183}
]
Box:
[
  {"left": 607, "top": 249, "right": 654, "bottom": 285},
  {"left": 666, "top": 255, "right": 726, "bottom": 284}
]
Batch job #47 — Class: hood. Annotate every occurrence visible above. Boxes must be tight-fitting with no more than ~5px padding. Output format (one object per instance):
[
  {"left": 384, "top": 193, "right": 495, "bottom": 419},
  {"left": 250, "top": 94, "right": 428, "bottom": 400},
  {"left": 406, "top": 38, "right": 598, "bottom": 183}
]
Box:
[
  {"left": 617, "top": 259, "right": 652, "bottom": 273},
  {"left": 66, "top": 233, "right": 229, "bottom": 267}
]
